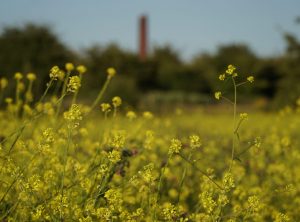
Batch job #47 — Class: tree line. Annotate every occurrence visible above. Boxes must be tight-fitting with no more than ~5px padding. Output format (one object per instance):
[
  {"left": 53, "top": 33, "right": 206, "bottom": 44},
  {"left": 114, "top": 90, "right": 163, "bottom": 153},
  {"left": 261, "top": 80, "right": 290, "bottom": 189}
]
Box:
[{"left": 0, "top": 24, "right": 299, "bottom": 109}]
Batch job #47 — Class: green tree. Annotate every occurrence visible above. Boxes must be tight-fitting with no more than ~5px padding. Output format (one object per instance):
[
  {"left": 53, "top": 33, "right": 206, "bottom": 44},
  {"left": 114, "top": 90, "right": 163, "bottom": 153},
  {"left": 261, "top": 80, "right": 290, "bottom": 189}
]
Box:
[{"left": 0, "top": 24, "right": 75, "bottom": 95}]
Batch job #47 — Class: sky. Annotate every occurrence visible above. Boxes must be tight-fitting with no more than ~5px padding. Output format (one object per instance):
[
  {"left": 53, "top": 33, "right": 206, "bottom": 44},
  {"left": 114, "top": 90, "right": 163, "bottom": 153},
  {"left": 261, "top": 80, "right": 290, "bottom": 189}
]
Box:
[{"left": 0, "top": 0, "right": 300, "bottom": 60}]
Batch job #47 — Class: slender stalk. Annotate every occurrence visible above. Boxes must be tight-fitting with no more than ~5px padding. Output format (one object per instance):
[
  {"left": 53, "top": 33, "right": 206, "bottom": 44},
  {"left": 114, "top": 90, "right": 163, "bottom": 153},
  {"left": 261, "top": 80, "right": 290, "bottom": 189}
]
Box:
[
  {"left": 60, "top": 127, "right": 71, "bottom": 221},
  {"left": 178, "top": 153, "right": 223, "bottom": 190},
  {"left": 229, "top": 77, "right": 237, "bottom": 171},
  {"left": 90, "top": 77, "right": 111, "bottom": 111},
  {"left": 153, "top": 157, "right": 170, "bottom": 220},
  {"left": 38, "top": 79, "right": 54, "bottom": 105},
  {"left": 56, "top": 71, "right": 71, "bottom": 118},
  {"left": 176, "top": 152, "right": 192, "bottom": 204}
]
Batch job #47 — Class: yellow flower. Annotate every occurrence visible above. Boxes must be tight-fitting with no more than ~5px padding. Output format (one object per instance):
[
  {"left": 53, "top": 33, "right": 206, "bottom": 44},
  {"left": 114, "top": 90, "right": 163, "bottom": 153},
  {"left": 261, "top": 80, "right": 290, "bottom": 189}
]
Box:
[
  {"left": 49, "top": 66, "right": 60, "bottom": 80},
  {"left": 63, "top": 104, "right": 82, "bottom": 121},
  {"left": 67, "top": 76, "right": 81, "bottom": 93},
  {"left": 27, "top": 73, "right": 36, "bottom": 81},
  {"left": 100, "top": 103, "right": 111, "bottom": 112},
  {"left": 226, "top": 64, "right": 236, "bottom": 75},
  {"left": 112, "top": 96, "right": 122, "bottom": 107},
  {"left": 14, "top": 72, "right": 23, "bottom": 80},
  {"left": 169, "top": 138, "right": 182, "bottom": 155},
  {"left": 214, "top": 91, "right": 222, "bottom": 100},
  {"left": 0, "top": 78, "right": 8, "bottom": 90},
  {"left": 65, "top": 62, "right": 75, "bottom": 72},
  {"left": 143, "top": 111, "right": 153, "bottom": 119},
  {"left": 126, "top": 111, "right": 137, "bottom": 120},
  {"left": 107, "top": 150, "right": 121, "bottom": 164},
  {"left": 247, "top": 76, "right": 254, "bottom": 83},
  {"left": 189, "top": 135, "right": 201, "bottom": 149},
  {"left": 219, "top": 74, "right": 226, "bottom": 81},
  {"left": 76, "top": 65, "right": 87, "bottom": 74},
  {"left": 240, "top": 113, "right": 248, "bottom": 120},
  {"left": 107, "top": 67, "right": 116, "bottom": 79}
]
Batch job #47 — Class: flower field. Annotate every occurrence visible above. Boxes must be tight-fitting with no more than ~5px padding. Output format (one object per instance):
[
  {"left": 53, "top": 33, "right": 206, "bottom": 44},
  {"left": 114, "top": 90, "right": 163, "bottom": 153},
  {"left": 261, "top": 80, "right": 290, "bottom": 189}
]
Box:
[{"left": 0, "top": 65, "right": 299, "bottom": 221}]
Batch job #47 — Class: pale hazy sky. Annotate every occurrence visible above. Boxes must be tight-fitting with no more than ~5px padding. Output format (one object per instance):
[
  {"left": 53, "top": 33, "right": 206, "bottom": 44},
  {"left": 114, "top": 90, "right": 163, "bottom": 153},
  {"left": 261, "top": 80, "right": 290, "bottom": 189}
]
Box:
[{"left": 1, "top": 0, "right": 300, "bottom": 60}]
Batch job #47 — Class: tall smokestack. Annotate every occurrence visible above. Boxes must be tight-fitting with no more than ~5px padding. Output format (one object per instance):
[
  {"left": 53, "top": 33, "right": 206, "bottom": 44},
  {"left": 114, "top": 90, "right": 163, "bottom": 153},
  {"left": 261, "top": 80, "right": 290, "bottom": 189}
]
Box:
[{"left": 139, "top": 15, "right": 148, "bottom": 61}]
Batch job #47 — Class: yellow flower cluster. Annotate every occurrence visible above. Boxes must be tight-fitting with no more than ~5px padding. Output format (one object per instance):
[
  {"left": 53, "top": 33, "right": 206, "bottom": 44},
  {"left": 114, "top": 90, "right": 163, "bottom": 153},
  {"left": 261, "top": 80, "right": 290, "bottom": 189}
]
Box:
[
  {"left": 67, "top": 76, "right": 81, "bottom": 93},
  {"left": 169, "top": 138, "right": 182, "bottom": 155}
]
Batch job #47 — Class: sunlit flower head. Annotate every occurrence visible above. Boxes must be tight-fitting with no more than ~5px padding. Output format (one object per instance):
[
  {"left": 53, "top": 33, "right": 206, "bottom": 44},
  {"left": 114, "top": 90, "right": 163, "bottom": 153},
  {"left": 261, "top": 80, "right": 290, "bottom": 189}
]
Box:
[
  {"left": 107, "top": 67, "right": 116, "bottom": 79},
  {"left": 214, "top": 91, "right": 222, "bottom": 100},
  {"left": 67, "top": 76, "right": 81, "bottom": 93},
  {"left": 226, "top": 64, "right": 236, "bottom": 75},
  {"left": 76, "top": 65, "right": 87, "bottom": 74},
  {"left": 49, "top": 66, "right": 60, "bottom": 80},
  {"left": 240, "top": 113, "right": 248, "bottom": 120},
  {"left": 27, "top": 73, "right": 36, "bottom": 81},
  {"left": 0, "top": 78, "right": 8, "bottom": 90},
  {"left": 100, "top": 103, "right": 111, "bottom": 112},
  {"left": 219, "top": 74, "right": 226, "bottom": 81},
  {"left": 65, "top": 63, "right": 74, "bottom": 72},
  {"left": 112, "top": 96, "right": 122, "bottom": 107},
  {"left": 14, "top": 72, "right": 23, "bottom": 80},
  {"left": 247, "top": 76, "right": 254, "bottom": 83}
]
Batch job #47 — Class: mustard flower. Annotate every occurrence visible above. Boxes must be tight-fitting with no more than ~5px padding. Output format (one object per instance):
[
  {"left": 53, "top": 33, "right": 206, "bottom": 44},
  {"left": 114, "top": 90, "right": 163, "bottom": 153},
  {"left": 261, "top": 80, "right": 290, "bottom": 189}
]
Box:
[
  {"left": 247, "top": 195, "right": 262, "bottom": 213},
  {"left": 240, "top": 113, "right": 248, "bottom": 120},
  {"left": 143, "top": 111, "right": 153, "bottom": 119},
  {"left": 14, "top": 72, "right": 23, "bottom": 80},
  {"left": 76, "top": 65, "right": 87, "bottom": 74},
  {"left": 215, "top": 91, "right": 222, "bottom": 100},
  {"left": 107, "top": 150, "right": 121, "bottom": 164},
  {"left": 126, "top": 111, "right": 137, "bottom": 120},
  {"left": 100, "top": 103, "right": 111, "bottom": 112},
  {"left": 162, "top": 203, "right": 178, "bottom": 221},
  {"left": 189, "top": 135, "right": 202, "bottom": 149},
  {"left": 247, "top": 76, "right": 254, "bottom": 83},
  {"left": 0, "top": 78, "right": 8, "bottom": 90},
  {"left": 67, "top": 76, "right": 81, "bottom": 93},
  {"left": 27, "top": 73, "right": 36, "bottom": 81},
  {"left": 222, "top": 172, "right": 235, "bottom": 191},
  {"left": 254, "top": 137, "right": 261, "bottom": 148},
  {"left": 274, "top": 212, "right": 291, "bottom": 222},
  {"left": 112, "top": 96, "right": 122, "bottom": 107},
  {"left": 107, "top": 67, "right": 116, "bottom": 79},
  {"left": 49, "top": 66, "right": 60, "bottom": 80},
  {"left": 199, "top": 191, "right": 217, "bottom": 214},
  {"left": 104, "top": 188, "right": 123, "bottom": 205},
  {"left": 63, "top": 104, "right": 82, "bottom": 122},
  {"left": 65, "top": 62, "right": 75, "bottom": 72},
  {"left": 169, "top": 138, "right": 182, "bottom": 155},
  {"left": 42, "top": 128, "right": 55, "bottom": 144},
  {"left": 219, "top": 74, "right": 226, "bottom": 81},
  {"left": 226, "top": 64, "right": 236, "bottom": 75}
]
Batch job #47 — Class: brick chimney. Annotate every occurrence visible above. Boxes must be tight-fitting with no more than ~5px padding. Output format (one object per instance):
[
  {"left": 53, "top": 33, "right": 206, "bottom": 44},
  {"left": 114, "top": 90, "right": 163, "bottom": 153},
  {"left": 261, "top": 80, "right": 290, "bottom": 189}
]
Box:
[{"left": 139, "top": 15, "right": 148, "bottom": 61}]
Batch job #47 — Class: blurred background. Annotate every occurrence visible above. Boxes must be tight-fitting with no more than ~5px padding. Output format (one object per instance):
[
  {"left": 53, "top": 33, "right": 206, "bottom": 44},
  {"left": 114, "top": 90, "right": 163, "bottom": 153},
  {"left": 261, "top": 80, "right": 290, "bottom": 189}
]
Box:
[{"left": 0, "top": 0, "right": 300, "bottom": 111}]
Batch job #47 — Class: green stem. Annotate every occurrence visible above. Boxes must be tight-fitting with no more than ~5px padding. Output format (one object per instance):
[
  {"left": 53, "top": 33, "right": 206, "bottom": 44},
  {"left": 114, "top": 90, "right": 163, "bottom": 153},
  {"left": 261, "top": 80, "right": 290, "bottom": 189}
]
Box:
[
  {"left": 60, "top": 127, "right": 71, "bottom": 221},
  {"left": 229, "top": 77, "right": 237, "bottom": 171},
  {"left": 177, "top": 152, "right": 192, "bottom": 204},
  {"left": 153, "top": 157, "right": 170, "bottom": 220},
  {"left": 38, "top": 79, "right": 54, "bottom": 105},
  {"left": 178, "top": 153, "right": 223, "bottom": 190},
  {"left": 90, "top": 77, "right": 111, "bottom": 111},
  {"left": 56, "top": 71, "right": 71, "bottom": 118}
]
